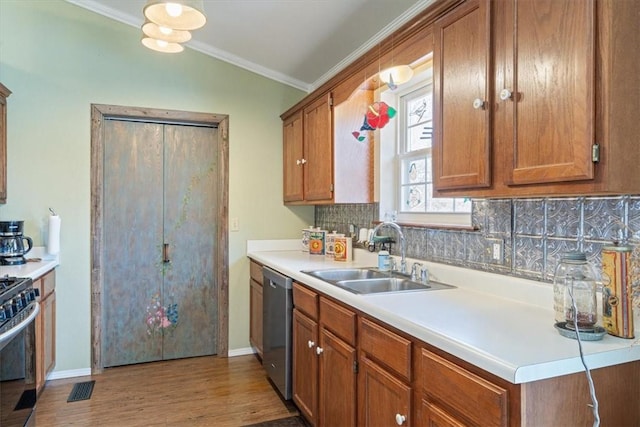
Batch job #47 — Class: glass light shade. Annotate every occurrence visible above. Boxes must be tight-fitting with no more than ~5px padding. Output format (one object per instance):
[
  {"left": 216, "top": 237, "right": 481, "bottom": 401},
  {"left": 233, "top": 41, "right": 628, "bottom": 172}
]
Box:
[
  {"left": 141, "top": 37, "right": 184, "bottom": 53},
  {"left": 143, "top": 0, "right": 206, "bottom": 31},
  {"left": 379, "top": 65, "right": 414, "bottom": 86},
  {"left": 142, "top": 21, "right": 191, "bottom": 43}
]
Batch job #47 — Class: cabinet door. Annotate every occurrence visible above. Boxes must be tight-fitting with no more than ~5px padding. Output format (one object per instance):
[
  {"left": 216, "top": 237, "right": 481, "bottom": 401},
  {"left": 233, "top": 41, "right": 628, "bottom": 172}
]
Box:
[
  {"left": 293, "top": 308, "right": 318, "bottom": 425},
  {"left": 283, "top": 111, "right": 304, "bottom": 202},
  {"left": 303, "top": 94, "right": 333, "bottom": 202},
  {"left": 319, "top": 329, "right": 356, "bottom": 427},
  {"left": 358, "top": 356, "right": 411, "bottom": 427},
  {"left": 498, "top": 0, "right": 596, "bottom": 185},
  {"left": 433, "top": 0, "right": 491, "bottom": 190},
  {"left": 43, "top": 290, "right": 56, "bottom": 377},
  {"left": 249, "top": 278, "right": 263, "bottom": 357}
]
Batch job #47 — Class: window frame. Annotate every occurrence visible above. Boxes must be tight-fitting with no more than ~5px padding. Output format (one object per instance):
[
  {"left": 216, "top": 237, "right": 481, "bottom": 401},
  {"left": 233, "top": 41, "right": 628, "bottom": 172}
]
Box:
[{"left": 376, "top": 63, "right": 471, "bottom": 227}]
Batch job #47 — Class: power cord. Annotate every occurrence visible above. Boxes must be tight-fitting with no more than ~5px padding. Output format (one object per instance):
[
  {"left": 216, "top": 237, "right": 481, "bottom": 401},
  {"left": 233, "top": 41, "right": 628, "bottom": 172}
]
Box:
[{"left": 568, "top": 281, "right": 600, "bottom": 427}]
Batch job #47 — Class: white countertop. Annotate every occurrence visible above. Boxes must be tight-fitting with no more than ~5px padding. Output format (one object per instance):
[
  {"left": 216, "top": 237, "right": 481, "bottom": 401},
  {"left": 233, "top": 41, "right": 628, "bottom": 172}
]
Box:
[
  {"left": 0, "top": 247, "right": 59, "bottom": 280},
  {"left": 247, "top": 240, "right": 640, "bottom": 384}
]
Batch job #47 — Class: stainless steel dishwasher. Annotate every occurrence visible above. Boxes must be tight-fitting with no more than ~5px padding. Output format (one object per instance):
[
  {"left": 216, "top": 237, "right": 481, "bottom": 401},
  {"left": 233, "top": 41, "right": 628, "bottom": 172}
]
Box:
[{"left": 262, "top": 266, "right": 293, "bottom": 400}]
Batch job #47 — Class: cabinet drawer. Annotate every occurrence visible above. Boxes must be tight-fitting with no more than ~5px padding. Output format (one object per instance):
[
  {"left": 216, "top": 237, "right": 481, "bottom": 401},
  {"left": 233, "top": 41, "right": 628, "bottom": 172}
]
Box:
[
  {"left": 293, "top": 283, "right": 318, "bottom": 320},
  {"left": 359, "top": 317, "right": 411, "bottom": 381},
  {"left": 249, "top": 260, "right": 263, "bottom": 284},
  {"left": 421, "top": 349, "right": 508, "bottom": 427},
  {"left": 320, "top": 297, "right": 355, "bottom": 346},
  {"left": 34, "top": 269, "right": 56, "bottom": 300}
]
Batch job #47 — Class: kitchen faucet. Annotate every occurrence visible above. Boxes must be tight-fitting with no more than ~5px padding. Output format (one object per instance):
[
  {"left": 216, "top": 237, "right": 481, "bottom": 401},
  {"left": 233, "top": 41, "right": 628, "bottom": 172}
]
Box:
[{"left": 371, "top": 221, "right": 406, "bottom": 274}]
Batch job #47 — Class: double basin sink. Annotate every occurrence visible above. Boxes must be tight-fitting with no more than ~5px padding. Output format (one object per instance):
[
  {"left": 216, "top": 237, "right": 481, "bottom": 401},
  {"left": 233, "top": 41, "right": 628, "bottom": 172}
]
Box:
[{"left": 302, "top": 267, "right": 454, "bottom": 295}]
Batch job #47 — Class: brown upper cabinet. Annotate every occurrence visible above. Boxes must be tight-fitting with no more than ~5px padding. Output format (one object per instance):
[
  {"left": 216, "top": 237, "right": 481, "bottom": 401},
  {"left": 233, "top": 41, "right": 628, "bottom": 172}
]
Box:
[
  {"left": 433, "top": 0, "right": 640, "bottom": 198},
  {"left": 282, "top": 88, "right": 375, "bottom": 205},
  {"left": 0, "top": 82, "right": 11, "bottom": 204},
  {"left": 302, "top": 93, "right": 334, "bottom": 203},
  {"left": 284, "top": 0, "right": 639, "bottom": 202},
  {"left": 280, "top": 0, "right": 460, "bottom": 205},
  {"left": 433, "top": 0, "right": 492, "bottom": 191}
]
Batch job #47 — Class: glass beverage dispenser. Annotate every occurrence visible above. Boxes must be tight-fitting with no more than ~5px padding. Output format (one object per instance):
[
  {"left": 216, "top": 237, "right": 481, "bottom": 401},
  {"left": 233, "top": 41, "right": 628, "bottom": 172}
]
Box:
[{"left": 553, "top": 252, "right": 598, "bottom": 331}]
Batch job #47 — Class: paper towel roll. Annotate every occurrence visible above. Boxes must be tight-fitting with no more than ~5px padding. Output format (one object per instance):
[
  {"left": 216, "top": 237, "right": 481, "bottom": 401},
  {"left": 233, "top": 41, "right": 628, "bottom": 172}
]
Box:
[{"left": 47, "top": 215, "right": 61, "bottom": 255}]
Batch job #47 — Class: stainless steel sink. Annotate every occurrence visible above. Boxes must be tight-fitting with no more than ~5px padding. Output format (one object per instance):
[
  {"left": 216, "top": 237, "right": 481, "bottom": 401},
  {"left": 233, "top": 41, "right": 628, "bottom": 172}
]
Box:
[
  {"left": 302, "top": 268, "right": 454, "bottom": 295},
  {"left": 303, "top": 268, "right": 388, "bottom": 282}
]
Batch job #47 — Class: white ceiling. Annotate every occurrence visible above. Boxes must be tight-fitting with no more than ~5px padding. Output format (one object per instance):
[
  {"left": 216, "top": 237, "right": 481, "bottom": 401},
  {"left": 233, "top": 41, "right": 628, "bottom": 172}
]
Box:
[{"left": 66, "top": 0, "right": 434, "bottom": 92}]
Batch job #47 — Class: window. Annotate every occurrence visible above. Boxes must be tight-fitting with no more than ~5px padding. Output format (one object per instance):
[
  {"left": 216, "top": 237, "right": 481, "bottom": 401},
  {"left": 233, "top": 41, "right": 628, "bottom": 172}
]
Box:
[{"left": 377, "top": 62, "right": 471, "bottom": 226}]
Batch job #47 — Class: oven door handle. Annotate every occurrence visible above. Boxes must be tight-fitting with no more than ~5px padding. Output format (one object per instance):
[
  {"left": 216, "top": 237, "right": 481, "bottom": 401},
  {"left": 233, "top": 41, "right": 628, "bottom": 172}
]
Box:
[{"left": 0, "top": 302, "right": 40, "bottom": 348}]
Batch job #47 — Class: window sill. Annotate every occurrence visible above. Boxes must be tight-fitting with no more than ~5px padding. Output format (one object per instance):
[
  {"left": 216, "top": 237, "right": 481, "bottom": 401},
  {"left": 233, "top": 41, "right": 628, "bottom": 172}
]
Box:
[{"left": 372, "top": 220, "right": 478, "bottom": 232}]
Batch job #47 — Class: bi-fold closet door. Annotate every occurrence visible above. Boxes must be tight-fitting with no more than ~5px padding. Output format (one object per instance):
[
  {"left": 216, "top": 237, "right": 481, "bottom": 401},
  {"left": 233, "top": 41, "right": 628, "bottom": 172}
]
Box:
[{"left": 102, "top": 119, "right": 218, "bottom": 367}]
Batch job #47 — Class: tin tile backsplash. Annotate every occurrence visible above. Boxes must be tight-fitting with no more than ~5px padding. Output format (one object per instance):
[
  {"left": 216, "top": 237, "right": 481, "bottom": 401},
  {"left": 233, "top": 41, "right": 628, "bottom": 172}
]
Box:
[{"left": 315, "top": 195, "right": 640, "bottom": 283}]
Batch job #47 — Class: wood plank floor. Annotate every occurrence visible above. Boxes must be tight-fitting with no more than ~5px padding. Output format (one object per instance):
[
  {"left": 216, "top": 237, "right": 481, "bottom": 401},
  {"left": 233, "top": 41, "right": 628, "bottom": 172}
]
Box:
[{"left": 33, "top": 355, "right": 299, "bottom": 426}]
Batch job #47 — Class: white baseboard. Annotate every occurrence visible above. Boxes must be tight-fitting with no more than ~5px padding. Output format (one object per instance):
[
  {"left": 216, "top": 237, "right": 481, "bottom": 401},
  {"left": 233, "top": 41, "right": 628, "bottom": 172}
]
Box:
[
  {"left": 228, "top": 347, "right": 256, "bottom": 357},
  {"left": 47, "top": 349, "right": 256, "bottom": 380},
  {"left": 47, "top": 368, "right": 92, "bottom": 381}
]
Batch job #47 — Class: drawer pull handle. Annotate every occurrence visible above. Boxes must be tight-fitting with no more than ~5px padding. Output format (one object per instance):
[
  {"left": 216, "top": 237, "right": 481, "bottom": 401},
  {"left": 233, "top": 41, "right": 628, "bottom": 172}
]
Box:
[{"left": 395, "top": 414, "right": 406, "bottom": 425}]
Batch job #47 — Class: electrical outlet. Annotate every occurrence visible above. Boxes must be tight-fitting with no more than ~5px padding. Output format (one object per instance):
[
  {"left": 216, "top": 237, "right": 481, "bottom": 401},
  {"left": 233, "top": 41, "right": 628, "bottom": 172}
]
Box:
[
  {"left": 230, "top": 217, "right": 239, "bottom": 232},
  {"left": 487, "top": 238, "right": 504, "bottom": 264},
  {"left": 492, "top": 242, "right": 502, "bottom": 261}
]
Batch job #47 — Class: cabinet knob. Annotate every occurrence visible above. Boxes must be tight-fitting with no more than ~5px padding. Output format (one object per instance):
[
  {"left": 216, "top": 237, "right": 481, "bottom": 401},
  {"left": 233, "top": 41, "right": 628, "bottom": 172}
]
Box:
[
  {"left": 499, "top": 89, "right": 513, "bottom": 101},
  {"left": 316, "top": 346, "right": 323, "bottom": 355},
  {"left": 301, "top": 158, "right": 307, "bottom": 165},
  {"left": 472, "top": 98, "right": 486, "bottom": 110},
  {"left": 296, "top": 159, "right": 302, "bottom": 165},
  {"left": 307, "top": 340, "right": 315, "bottom": 348},
  {"left": 395, "top": 414, "right": 406, "bottom": 425}
]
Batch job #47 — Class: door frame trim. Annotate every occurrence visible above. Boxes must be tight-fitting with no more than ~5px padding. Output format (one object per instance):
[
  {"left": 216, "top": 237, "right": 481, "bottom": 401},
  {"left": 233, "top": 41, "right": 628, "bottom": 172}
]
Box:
[{"left": 90, "top": 104, "right": 229, "bottom": 373}]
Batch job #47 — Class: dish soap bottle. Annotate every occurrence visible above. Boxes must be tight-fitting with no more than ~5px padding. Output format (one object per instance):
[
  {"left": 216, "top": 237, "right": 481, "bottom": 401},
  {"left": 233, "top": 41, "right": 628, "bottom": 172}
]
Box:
[{"left": 378, "top": 250, "right": 390, "bottom": 271}]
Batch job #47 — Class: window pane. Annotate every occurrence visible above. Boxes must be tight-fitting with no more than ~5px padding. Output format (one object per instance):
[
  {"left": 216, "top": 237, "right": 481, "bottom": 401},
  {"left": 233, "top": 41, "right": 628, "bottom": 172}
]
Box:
[
  {"left": 407, "top": 91, "right": 432, "bottom": 127},
  {"left": 403, "top": 158, "right": 425, "bottom": 184},
  {"left": 426, "top": 184, "right": 454, "bottom": 212},
  {"left": 454, "top": 198, "right": 472, "bottom": 213},
  {"left": 407, "top": 123, "right": 432, "bottom": 151},
  {"left": 401, "top": 185, "right": 425, "bottom": 212}
]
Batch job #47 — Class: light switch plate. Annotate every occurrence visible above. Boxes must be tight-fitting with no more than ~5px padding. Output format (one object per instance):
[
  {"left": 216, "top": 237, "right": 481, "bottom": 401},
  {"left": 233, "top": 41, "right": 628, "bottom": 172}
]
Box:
[{"left": 230, "top": 217, "right": 239, "bottom": 232}]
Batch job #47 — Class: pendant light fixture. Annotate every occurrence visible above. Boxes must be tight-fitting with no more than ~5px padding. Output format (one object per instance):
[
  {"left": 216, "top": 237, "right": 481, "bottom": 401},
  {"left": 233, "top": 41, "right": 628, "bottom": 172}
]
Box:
[
  {"left": 142, "top": 20, "right": 192, "bottom": 44},
  {"left": 143, "top": 0, "right": 207, "bottom": 31},
  {"left": 141, "top": 1, "right": 206, "bottom": 53},
  {"left": 379, "top": 65, "right": 414, "bottom": 88},
  {"left": 141, "top": 37, "right": 185, "bottom": 53}
]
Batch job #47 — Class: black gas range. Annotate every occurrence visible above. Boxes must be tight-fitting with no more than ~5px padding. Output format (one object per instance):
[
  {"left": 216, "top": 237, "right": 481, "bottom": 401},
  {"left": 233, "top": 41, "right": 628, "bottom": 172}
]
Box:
[
  {"left": 0, "top": 276, "right": 38, "bottom": 337},
  {"left": 0, "top": 275, "right": 39, "bottom": 427}
]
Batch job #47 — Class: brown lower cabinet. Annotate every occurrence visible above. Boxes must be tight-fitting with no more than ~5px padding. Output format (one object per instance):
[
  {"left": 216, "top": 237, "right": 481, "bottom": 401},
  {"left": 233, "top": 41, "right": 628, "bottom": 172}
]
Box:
[
  {"left": 249, "top": 260, "right": 263, "bottom": 357},
  {"left": 34, "top": 269, "right": 56, "bottom": 393},
  {"left": 418, "top": 348, "right": 510, "bottom": 427},
  {"left": 292, "top": 283, "right": 357, "bottom": 426},
  {"left": 286, "top": 279, "right": 640, "bottom": 427},
  {"left": 359, "top": 317, "right": 412, "bottom": 426}
]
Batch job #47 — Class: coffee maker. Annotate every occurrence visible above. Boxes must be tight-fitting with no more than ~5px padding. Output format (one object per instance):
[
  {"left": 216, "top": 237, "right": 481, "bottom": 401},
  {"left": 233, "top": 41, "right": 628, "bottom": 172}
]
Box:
[{"left": 0, "top": 221, "right": 33, "bottom": 265}]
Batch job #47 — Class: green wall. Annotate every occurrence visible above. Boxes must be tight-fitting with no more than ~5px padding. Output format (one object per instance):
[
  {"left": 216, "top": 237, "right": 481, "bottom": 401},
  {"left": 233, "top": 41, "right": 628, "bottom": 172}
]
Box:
[{"left": 0, "top": 0, "right": 313, "bottom": 371}]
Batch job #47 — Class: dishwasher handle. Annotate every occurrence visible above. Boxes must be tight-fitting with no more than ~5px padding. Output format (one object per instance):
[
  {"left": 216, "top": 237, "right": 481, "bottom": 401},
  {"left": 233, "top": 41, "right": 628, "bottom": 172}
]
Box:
[{"left": 262, "top": 266, "right": 293, "bottom": 290}]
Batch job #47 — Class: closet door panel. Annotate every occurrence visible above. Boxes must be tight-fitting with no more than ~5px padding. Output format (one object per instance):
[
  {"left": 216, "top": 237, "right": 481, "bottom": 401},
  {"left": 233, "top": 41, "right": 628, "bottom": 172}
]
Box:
[
  {"left": 162, "top": 125, "right": 218, "bottom": 359},
  {"left": 103, "top": 119, "right": 164, "bottom": 367}
]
